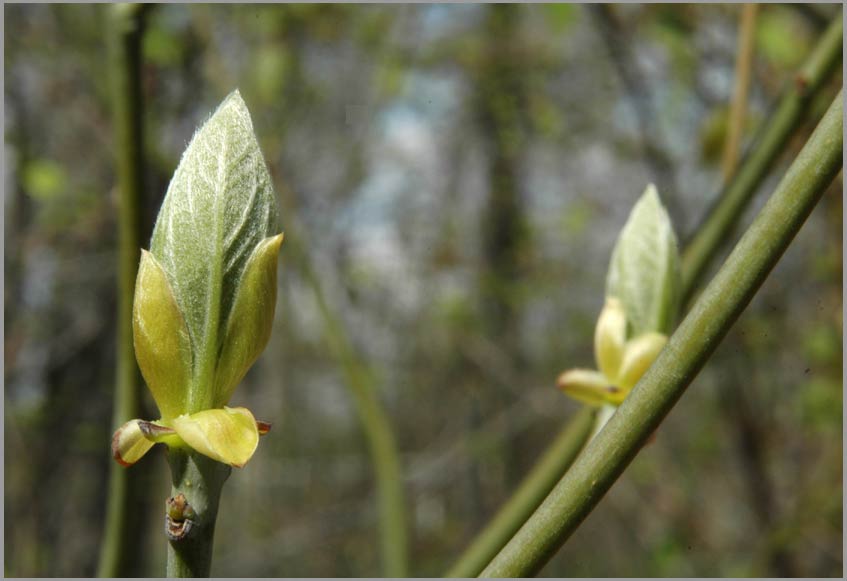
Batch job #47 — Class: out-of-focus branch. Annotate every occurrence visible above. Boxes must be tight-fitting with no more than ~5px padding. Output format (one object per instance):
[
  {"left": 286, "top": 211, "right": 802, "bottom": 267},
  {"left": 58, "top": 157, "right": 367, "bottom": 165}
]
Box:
[
  {"left": 721, "top": 4, "right": 758, "bottom": 183},
  {"left": 98, "top": 3, "right": 149, "bottom": 577},
  {"left": 681, "top": 10, "right": 842, "bottom": 302},
  {"left": 276, "top": 182, "right": 409, "bottom": 577}
]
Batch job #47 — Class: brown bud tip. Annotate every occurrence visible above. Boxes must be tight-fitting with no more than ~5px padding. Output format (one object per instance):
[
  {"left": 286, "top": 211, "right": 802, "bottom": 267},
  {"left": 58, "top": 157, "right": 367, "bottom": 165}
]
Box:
[{"left": 138, "top": 420, "right": 176, "bottom": 439}]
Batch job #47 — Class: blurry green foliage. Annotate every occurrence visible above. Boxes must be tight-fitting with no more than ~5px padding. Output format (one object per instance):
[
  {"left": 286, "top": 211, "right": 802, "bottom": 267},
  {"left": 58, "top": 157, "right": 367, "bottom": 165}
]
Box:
[
  {"left": 799, "top": 377, "right": 841, "bottom": 431},
  {"left": 650, "top": 533, "right": 689, "bottom": 576},
  {"left": 699, "top": 106, "right": 730, "bottom": 164},
  {"left": 376, "top": 60, "right": 405, "bottom": 99},
  {"left": 23, "top": 159, "right": 66, "bottom": 201},
  {"left": 648, "top": 7, "right": 696, "bottom": 80},
  {"left": 528, "top": 95, "right": 564, "bottom": 140},
  {"left": 143, "top": 25, "right": 183, "bottom": 67},
  {"left": 756, "top": 6, "right": 813, "bottom": 69},
  {"left": 23, "top": 159, "right": 99, "bottom": 234},
  {"left": 699, "top": 107, "right": 761, "bottom": 165},
  {"left": 810, "top": 244, "right": 842, "bottom": 280},
  {"left": 802, "top": 324, "right": 840, "bottom": 365},
  {"left": 253, "top": 45, "right": 290, "bottom": 103},
  {"left": 436, "top": 293, "right": 477, "bottom": 331},
  {"left": 542, "top": 3, "right": 578, "bottom": 33},
  {"left": 354, "top": 10, "right": 393, "bottom": 51},
  {"left": 559, "top": 199, "right": 594, "bottom": 238}
]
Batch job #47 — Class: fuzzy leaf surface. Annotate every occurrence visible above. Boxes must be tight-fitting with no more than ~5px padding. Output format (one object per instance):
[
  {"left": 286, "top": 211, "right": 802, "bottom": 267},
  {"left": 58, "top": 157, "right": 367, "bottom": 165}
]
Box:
[
  {"left": 149, "top": 90, "right": 279, "bottom": 410},
  {"left": 606, "top": 184, "right": 681, "bottom": 336}
]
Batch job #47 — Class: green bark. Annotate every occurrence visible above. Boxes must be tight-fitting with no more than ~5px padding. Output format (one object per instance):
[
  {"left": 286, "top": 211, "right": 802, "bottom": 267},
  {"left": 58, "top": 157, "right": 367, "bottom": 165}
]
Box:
[
  {"left": 480, "top": 90, "right": 842, "bottom": 577},
  {"left": 166, "top": 449, "right": 231, "bottom": 577},
  {"left": 97, "top": 4, "right": 148, "bottom": 577}
]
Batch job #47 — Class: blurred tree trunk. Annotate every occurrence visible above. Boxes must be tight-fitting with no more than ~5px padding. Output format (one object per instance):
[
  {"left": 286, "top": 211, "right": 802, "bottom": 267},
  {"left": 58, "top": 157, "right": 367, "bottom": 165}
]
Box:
[{"left": 470, "top": 3, "right": 532, "bottom": 523}]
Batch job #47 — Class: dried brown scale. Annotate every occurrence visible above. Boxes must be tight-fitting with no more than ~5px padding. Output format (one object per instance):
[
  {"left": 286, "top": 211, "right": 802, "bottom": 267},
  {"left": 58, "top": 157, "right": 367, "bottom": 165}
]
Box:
[{"left": 165, "top": 494, "right": 196, "bottom": 542}]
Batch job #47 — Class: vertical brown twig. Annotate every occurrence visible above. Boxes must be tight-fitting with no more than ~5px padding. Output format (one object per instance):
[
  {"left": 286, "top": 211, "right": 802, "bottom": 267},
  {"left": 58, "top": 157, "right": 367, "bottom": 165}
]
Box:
[{"left": 721, "top": 4, "right": 759, "bottom": 183}]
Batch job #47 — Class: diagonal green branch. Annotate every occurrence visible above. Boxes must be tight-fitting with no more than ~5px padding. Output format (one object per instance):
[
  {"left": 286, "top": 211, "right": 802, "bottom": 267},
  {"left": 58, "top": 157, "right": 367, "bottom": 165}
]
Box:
[
  {"left": 681, "top": 9, "right": 842, "bottom": 301},
  {"left": 445, "top": 13, "right": 842, "bottom": 578},
  {"left": 480, "top": 89, "right": 842, "bottom": 577}
]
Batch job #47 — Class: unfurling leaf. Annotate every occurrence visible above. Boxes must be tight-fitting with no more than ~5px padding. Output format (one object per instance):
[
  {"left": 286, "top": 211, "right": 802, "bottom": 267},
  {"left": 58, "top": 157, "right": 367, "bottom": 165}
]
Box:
[
  {"left": 617, "top": 332, "right": 668, "bottom": 390},
  {"left": 133, "top": 250, "right": 192, "bottom": 419},
  {"left": 172, "top": 407, "right": 260, "bottom": 468},
  {"left": 112, "top": 419, "right": 155, "bottom": 467},
  {"left": 594, "top": 297, "right": 626, "bottom": 381},
  {"left": 214, "top": 233, "right": 284, "bottom": 407},
  {"left": 606, "top": 184, "right": 681, "bottom": 336},
  {"left": 556, "top": 368, "right": 622, "bottom": 406}
]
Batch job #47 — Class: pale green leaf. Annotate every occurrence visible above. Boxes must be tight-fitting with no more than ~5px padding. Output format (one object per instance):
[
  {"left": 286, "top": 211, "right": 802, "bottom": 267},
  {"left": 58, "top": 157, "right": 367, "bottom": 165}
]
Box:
[
  {"left": 214, "top": 233, "right": 284, "bottom": 407},
  {"left": 617, "top": 332, "right": 668, "bottom": 390},
  {"left": 594, "top": 297, "right": 626, "bottom": 381},
  {"left": 556, "top": 368, "right": 622, "bottom": 407},
  {"left": 133, "top": 250, "right": 192, "bottom": 419},
  {"left": 111, "top": 419, "right": 155, "bottom": 467},
  {"left": 605, "top": 184, "right": 681, "bottom": 336},
  {"left": 172, "top": 407, "right": 260, "bottom": 468}
]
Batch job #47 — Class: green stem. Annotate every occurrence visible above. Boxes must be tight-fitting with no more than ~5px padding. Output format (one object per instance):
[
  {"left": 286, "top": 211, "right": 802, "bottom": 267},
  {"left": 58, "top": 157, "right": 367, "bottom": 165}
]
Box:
[
  {"left": 448, "top": 16, "right": 842, "bottom": 577},
  {"left": 98, "top": 4, "right": 148, "bottom": 577},
  {"left": 446, "top": 406, "right": 596, "bottom": 578},
  {"left": 681, "top": 10, "right": 842, "bottom": 302},
  {"left": 480, "top": 90, "right": 842, "bottom": 577},
  {"left": 278, "top": 191, "right": 408, "bottom": 576},
  {"left": 166, "top": 449, "right": 232, "bottom": 577},
  {"left": 448, "top": 14, "right": 841, "bottom": 578},
  {"left": 307, "top": 252, "right": 408, "bottom": 577}
]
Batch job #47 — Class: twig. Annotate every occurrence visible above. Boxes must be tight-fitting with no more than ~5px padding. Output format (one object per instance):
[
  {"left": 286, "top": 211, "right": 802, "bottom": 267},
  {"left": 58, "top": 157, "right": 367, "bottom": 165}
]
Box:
[
  {"left": 480, "top": 89, "right": 842, "bottom": 577},
  {"left": 681, "top": 10, "right": 842, "bottom": 302},
  {"left": 97, "top": 4, "right": 149, "bottom": 577},
  {"left": 276, "top": 182, "right": 409, "bottom": 577},
  {"left": 446, "top": 12, "right": 842, "bottom": 578},
  {"left": 721, "top": 4, "right": 758, "bottom": 183}
]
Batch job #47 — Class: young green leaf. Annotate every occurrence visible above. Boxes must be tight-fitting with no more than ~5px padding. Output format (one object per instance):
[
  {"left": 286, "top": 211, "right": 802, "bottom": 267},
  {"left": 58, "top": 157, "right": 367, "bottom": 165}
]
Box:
[
  {"left": 214, "top": 233, "right": 284, "bottom": 407},
  {"left": 171, "top": 407, "right": 260, "bottom": 468},
  {"left": 133, "top": 250, "right": 192, "bottom": 419},
  {"left": 605, "top": 184, "right": 681, "bottom": 336},
  {"left": 112, "top": 419, "right": 156, "bottom": 467},
  {"left": 148, "top": 90, "right": 279, "bottom": 411}
]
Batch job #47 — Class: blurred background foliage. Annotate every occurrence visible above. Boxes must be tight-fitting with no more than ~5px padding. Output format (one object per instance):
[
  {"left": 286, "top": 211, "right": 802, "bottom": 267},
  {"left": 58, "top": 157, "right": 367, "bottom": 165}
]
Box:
[{"left": 4, "top": 3, "right": 842, "bottom": 577}]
